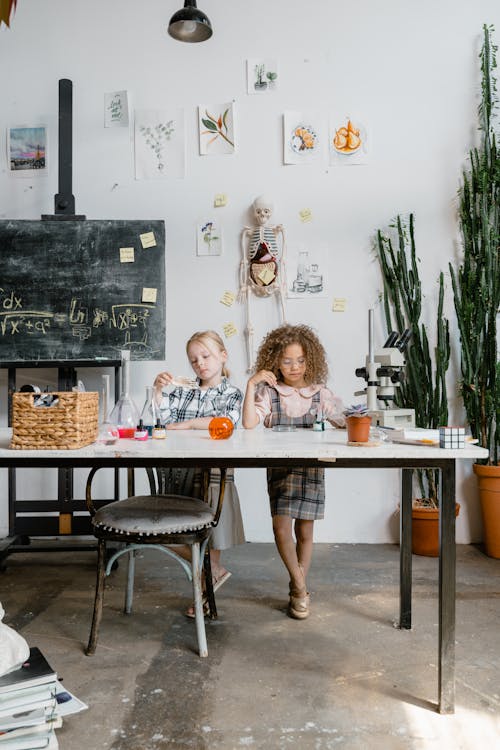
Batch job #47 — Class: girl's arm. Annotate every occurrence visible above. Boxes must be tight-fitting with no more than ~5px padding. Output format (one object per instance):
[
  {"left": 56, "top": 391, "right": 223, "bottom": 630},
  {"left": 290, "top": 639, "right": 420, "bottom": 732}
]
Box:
[
  {"left": 242, "top": 370, "right": 276, "bottom": 429},
  {"left": 321, "top": 388, "right": 346, "bottom": 427},
  {"left": 166, "top": 416, "right": 211, "bottom": 430},
  {"left": 153, "top": 370, "right": 174, "bottom": 405}
]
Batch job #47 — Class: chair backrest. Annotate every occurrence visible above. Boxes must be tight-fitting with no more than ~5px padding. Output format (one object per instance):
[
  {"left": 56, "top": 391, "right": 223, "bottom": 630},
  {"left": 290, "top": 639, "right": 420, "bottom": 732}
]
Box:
[{"left": 147, "top": 467, "right": 198, "bottom": 497}]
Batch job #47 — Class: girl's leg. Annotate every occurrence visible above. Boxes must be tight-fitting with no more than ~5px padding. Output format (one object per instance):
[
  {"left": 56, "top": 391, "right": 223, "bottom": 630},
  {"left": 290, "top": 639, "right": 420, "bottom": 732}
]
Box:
[
  {"left": 294, "top": 519, "right": 314, "bottom": 579},
  {"left": 272, "top": 515, "right": 306, "bottom": 594}
]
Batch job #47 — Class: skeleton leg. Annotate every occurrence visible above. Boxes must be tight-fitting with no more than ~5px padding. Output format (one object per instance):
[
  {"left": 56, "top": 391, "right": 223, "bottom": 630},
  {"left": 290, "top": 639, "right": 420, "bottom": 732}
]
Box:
[
  {"left": 245, "top": 287, "right": 255, "bottom": 372},
  {"left": 277, "top": 286, "right": 287, "bottom": 324}
]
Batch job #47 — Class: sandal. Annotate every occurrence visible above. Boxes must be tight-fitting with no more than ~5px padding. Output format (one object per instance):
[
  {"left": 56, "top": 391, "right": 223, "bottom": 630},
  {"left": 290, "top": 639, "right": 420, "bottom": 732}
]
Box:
[{"left": 184, "top": 595, "right": 209, "bottom": 620}]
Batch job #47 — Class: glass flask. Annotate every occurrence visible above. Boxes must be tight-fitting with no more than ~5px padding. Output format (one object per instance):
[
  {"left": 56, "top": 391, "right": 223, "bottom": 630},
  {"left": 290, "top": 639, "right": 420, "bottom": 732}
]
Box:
[
  {"left": 97, "top": 374, "right": 120, "bottom": 445},
  {"left": 139, "top": 385, "right": 157, "bottom": 437},
  {"left": 109, "top": 351, "right": 139, "bottom": 438},
  {"left": 208, "top": 395, "right": 234, "bottom": 440}
]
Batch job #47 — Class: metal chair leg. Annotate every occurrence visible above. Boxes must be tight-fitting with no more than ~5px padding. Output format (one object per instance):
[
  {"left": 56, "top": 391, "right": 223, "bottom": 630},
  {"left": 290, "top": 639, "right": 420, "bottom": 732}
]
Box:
[
  {"left": 86, "top": 538, "right": 106, "bottom": 655},
  {"left": 204, "top": 546, "right": 218, "bottom": 620},
  {"left": 124, "top": 549, "right": 135, "bottom": 614},
  {"left": 191, "top": 542, "right": 208, "bottom": 657}
]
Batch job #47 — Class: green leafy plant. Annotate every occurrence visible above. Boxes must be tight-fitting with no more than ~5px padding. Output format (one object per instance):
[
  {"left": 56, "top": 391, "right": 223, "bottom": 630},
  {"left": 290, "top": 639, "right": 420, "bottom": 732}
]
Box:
[
  {"left": 449, "top": 24, "right": 499, "bottom": 466},
  {"left": 376, "top": 214, "right": 450, "bottom": 506}
]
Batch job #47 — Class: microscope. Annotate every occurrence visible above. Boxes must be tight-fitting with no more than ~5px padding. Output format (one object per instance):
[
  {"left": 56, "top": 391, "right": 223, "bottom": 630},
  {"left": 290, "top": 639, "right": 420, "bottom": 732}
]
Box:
[{"left": 354, "top": 309, "right": 415, "bottom": 428}]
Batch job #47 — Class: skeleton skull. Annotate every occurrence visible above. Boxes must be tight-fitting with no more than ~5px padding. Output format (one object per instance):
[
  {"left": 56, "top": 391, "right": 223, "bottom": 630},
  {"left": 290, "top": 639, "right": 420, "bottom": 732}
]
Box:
[{"left": 253, "top": 195, "right": 274, "bottom": 226}]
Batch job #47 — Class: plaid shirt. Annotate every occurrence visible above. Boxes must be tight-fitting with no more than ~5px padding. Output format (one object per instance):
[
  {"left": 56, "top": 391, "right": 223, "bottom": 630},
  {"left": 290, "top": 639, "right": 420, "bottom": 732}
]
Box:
[{"left": 158, "top": 377, "right": 243, "bottom": 426}]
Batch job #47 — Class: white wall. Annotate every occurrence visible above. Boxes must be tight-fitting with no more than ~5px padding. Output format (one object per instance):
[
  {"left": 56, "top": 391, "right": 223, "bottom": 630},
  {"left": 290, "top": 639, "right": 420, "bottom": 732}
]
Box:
[{"left": 0, "top": 1, "right": 498, "bottom": 542}]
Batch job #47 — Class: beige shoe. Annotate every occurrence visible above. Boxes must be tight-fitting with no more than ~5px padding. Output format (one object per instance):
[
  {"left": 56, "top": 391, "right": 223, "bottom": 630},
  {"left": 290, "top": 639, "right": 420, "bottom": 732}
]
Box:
[{"left": 287, "top": 591, "right": 310, "bottom": 620}]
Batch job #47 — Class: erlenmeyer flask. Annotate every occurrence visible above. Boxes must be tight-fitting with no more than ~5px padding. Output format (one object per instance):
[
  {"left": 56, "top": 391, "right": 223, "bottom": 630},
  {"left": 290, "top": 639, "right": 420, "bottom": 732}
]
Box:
[
  {"left": 208, "top": 395, "right": 234, "bottom": 440},
  {"left": 109, "top": 351, "right": 139, "bottom": 438},
  {"left": 97, "top": 374, "right": 119, "bottom": 445},
  {"left": 140, "top": 385, "right": 157, "bottom": 437}
]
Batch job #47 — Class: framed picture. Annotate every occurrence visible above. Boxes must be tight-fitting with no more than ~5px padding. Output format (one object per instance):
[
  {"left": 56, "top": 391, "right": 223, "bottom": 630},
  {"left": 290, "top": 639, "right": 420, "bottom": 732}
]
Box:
[{"left": 8, "top": 126, "right": 47, "bottom": 176}]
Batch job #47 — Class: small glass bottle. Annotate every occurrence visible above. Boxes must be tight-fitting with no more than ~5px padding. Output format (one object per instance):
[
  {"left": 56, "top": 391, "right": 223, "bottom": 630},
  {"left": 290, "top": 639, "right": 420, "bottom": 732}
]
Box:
[
  {"left": 140, "top": 385, "right": 157, "bottom": 437},
  {"left": 109, "top": 351, "right": 139, "bottom": 439},
  {"left": 208, "top": 395, "right": 234, "bottom": 440},
  {"left": 152, "top": 418, "right": 166, "bottom": 440},
  {"left": 134, "top": 419, "right": 149, "bottom": 441}
]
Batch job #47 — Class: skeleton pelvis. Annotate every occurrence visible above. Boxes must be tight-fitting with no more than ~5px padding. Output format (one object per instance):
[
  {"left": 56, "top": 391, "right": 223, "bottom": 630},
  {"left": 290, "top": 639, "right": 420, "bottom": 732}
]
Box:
[{"left": 250, "top": 260, "right": 277, "bottom": 287}]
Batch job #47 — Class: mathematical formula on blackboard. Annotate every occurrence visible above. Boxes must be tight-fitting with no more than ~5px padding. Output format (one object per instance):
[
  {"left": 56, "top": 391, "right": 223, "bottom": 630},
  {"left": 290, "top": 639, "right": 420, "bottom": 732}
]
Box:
[{"left": 0, "top": 220, "right": 166, "bottom": 362}]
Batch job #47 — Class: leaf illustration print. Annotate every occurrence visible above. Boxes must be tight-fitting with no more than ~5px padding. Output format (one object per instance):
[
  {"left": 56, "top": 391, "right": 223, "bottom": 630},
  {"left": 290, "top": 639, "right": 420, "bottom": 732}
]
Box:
[{"left": 201, "top": 109, "right": 234, "bottom": 150}]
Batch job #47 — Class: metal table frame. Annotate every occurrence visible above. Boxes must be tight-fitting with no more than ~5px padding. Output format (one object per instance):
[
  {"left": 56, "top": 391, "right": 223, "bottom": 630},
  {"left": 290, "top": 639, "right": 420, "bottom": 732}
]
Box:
[{"left": 0, "top": 443, "right": 469, "bottom": 713}]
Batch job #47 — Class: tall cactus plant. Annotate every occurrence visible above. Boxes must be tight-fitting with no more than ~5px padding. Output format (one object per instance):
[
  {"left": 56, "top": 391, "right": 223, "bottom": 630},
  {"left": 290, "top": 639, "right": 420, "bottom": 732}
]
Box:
[
  {"left": 449, "top": 24, "right": 499, "bottom": 466},
  {"left": 376, "top": 214, "right": 450, "bottom": 505}
]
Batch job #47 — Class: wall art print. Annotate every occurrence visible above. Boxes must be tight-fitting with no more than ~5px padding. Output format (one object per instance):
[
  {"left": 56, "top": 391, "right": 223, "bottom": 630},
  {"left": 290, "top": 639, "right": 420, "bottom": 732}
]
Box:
[
  {"left": 197, "top": 219, "right": 223, "bottom": 256},
  {"left": 246, "top": 58, "right": 278, "bottom": 94},
  {"left": 287, "top": 245, "right": 328, "bottom": 299},
  {"left": 198, "top": 102, "right": 235, "bottom": 155},
  {"left": 329, "top": 115, "right": 369, "bottom": 165},
  {"left": 104, "top": 90, "right": 129, "bottom": 128},
  {"left": 134, "top": 109, "right": 185, "bottom": 179},
  {"left": 8, "top": 126, "right": 47, "bottom": 176},
  {"left": 283, "top": 111, "right": 324, "bottom": 165}
]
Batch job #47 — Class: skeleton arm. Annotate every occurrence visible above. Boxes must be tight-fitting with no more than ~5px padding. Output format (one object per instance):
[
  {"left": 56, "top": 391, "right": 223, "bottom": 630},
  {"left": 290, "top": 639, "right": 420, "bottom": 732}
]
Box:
[{"left": 237, "top": 226, "right": 252, "bottom": 303}]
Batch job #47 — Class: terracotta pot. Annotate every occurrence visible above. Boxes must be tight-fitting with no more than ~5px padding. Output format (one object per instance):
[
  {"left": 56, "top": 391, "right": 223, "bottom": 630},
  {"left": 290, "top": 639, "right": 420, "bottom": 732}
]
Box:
[
  {"left": 473, "top": 463, "right": 500, "bottom": 558},
  {"left": 346, "top": 415, "right": 371, "bottom": 442},
  {"left": 411, "top": 502, "right": 461, "bottom": 557}
]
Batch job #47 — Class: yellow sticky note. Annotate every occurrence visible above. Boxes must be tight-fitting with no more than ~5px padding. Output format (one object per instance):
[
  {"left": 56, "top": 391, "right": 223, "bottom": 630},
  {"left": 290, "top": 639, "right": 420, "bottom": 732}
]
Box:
[
  {"left": 120, "top": 247, "right": 135, "bottom": 263},
  {"left": 299, "top": 208, "right": 313, "bottom": 223},
  {"left": 140, "top": 232, "right": 156, "bottom": 248},
  {"left": 214, "top": 193, "right": 228, "bottom": 207},
  {"left": 223, "top": 322, "right": 238, "bottom": 338},
  {"left": 332, "top": 298, "right": 347, "bottom": 312},
  {"left": 142, "top": 287, "right": 157, "bottom": 303},
  {"left": 257, "top": 266, "right": 275, "bottom": 285},
  {"left": 220, "top": 291, "right": 236, "bottom": 307}
]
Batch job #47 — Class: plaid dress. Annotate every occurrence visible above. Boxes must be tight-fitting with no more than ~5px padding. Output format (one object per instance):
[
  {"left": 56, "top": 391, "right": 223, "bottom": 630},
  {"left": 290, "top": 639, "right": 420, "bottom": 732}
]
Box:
[{"left": 266, "top": 388, "right": 326, "bottom": 520}]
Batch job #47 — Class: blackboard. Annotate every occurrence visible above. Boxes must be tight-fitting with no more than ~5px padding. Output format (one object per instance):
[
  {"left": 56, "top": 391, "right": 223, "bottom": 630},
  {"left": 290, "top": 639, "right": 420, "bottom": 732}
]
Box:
[{"left": 0, "top": 219, "right": 166, "bottom": 362}]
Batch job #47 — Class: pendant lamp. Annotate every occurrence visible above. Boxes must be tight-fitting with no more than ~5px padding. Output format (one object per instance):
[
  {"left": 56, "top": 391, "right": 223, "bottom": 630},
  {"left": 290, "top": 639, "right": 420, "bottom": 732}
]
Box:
[{"left": 168, "top": 1, "right": 213, "bottom": 43}]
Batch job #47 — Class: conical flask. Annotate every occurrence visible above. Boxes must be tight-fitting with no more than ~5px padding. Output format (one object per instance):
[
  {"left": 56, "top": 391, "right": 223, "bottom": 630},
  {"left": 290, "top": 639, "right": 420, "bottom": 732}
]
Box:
[
  {"left": 109, "top": 351, "right": 139, "bottom": 438},
  {"left": 140, "top": 385, "right": 157, "bottom": 437},
  {"left": 97, "top": 374, "right": 120, "bottom": 445}
]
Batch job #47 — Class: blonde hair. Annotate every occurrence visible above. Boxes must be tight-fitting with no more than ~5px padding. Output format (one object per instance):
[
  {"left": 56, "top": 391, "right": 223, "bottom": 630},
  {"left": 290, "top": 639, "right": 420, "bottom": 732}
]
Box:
[
  {"left": 253, "top": 324, "right": 328, "bottom": 385},
  {"left": 186, "top": 330, "right": 230, "bottom": 378}
]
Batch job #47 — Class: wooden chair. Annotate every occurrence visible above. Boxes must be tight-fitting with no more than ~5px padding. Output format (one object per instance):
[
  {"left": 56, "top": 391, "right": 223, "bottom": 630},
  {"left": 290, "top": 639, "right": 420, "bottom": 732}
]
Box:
[{"left": 84, "top": 466, "right": 226, "bottom": 658}]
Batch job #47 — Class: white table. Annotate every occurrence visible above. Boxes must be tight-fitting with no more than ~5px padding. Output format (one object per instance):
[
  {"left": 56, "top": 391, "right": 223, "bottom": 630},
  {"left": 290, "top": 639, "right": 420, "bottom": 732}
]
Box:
[{"left": 0, "top": 427, "right": 488, "bottom": 713}]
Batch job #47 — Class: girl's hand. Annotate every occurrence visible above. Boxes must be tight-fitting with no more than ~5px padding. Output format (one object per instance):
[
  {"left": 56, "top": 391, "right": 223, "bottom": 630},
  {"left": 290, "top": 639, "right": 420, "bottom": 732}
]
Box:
[
  {"left": 248, "top": 369, "right": 277, "bottom": 389},
  {"left": 153, "top": 371, "right": 174, "bottom": 390}
]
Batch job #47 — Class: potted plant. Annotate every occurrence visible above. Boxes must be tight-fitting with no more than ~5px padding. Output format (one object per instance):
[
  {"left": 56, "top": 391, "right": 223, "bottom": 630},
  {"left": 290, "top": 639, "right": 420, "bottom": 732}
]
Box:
[
  {"left": 449, "top": 24, "right": 500, "bottom": 557},
  {"left": 376, "top": 214, "right": 454, "bottom": 555},
  {"left": 343, "top": 404, "right": 371, "bottom": 443}
]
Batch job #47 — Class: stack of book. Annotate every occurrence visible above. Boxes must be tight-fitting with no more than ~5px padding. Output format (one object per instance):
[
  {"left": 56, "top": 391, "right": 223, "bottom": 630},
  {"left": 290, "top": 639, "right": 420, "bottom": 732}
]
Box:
[{"left": 0, "top": 648, "right": 87, "bottom": 750}]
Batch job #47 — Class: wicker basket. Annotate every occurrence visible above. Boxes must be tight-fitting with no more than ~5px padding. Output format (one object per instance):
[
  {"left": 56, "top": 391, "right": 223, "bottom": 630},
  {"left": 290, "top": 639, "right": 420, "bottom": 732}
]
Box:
[{"left": 10, "top": 391, "right": 99, "bottom": 450}]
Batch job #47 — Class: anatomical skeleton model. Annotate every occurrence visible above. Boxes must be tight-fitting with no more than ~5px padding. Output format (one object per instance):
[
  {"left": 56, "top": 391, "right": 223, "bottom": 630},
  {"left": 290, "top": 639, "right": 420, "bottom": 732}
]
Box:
[{"left": 238, "top": 195, "right": 287, "bottom": 370}]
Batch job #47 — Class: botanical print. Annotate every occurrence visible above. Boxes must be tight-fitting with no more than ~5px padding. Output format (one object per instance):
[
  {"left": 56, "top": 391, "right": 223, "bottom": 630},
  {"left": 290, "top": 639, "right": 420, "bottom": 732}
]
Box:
[
  {"left": 8, "top": 126, "right": 47, "bottom": 175},
  {"left": 104, "top": 90, "right": 129, "bottom": 128},
  {"left": 287, "top": 245, "right": 328, "bottom": 299},
  {"left": 283, "top": 111, "right": 323, "bottom": 164},
  {"left": 134, "top": 109, "right": 185, "bottom": 179},
  {"left": 329, "top": 116, "right": 369, "bottom": 165},
  {"left": 247, "top": 58, "right": 278, "bottom": 94},
  {"left": 198, "top": 102, "right": 235, "bottom": 155},
  {"left": 197, "top": 219, "right": 222, "bottom": 256}
]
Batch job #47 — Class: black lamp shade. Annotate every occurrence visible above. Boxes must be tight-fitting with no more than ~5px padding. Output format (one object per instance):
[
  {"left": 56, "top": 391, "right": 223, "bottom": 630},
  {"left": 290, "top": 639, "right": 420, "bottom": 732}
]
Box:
[{"left": 168, "top": 1, "right": 213, "bottom": 43}]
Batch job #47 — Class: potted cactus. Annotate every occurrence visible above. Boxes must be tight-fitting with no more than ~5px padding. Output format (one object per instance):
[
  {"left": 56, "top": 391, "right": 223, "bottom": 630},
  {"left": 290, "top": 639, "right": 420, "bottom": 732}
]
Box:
[{"left": 449, "top": 25, "right": 500, "bottom": 557}]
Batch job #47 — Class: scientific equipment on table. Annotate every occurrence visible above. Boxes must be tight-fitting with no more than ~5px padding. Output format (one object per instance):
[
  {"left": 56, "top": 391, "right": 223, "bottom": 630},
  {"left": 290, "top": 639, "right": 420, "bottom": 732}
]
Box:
[
  {"left": 152, "top": 419, "right": 166, "bottom": 439},
  {"left": 134, "top": 420, "right": 149, "bottom": 441},
  {"left": 97, "top": 374, "right": 119, "bottom": 445},
  {"left": 109, "top": 350, "right": 139, "bottom": 438},
  {"left": 140, "top": 385, "right": 158, "bottom": 436},
  {"left": 208, "top": 395, "right": 234, "bottom": 440},
  {"left": 354, "top": 309, "right": 415, "bottom": 429}
]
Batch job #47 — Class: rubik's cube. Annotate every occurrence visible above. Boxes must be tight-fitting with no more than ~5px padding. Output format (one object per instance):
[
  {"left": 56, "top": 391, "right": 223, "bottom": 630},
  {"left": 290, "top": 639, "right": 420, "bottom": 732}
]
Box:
[{"left": 439, "top": 426, "right": 465, "bottom": 449}]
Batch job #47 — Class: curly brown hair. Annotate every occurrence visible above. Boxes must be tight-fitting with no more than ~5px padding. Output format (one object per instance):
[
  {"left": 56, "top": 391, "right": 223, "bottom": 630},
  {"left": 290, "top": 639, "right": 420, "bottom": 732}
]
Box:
[{"left": 253, "top": 324, "right": 328, "bottom": 385}]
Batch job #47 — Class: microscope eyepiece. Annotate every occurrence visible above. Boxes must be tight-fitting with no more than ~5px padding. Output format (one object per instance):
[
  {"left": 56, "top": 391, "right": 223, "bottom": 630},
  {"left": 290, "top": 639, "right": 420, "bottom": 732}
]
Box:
[
  {"left": 395, "top": 329, "right": 412, "bottom": 351},
  {"left": 383, "top": 332, "right": 398, "bottom": 348}
]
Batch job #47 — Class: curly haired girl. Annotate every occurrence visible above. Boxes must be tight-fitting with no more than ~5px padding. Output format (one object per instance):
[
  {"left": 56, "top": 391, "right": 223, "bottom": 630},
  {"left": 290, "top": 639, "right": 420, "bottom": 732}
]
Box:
[{"left": 242, "top": 324, "right": 344, "bottom": 620}]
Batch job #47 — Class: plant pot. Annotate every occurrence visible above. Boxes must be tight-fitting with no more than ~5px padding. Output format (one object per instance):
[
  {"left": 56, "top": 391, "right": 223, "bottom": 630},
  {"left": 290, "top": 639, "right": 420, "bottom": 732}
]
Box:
[
  {"left": 473, "top": 463, "right": 500, "bottom": 558},
  {"left": 346, "top": 415, "right": 371, "bottom": 443},
  {"left": 411, "top": 502, "right": 461, "bottom": 557}
]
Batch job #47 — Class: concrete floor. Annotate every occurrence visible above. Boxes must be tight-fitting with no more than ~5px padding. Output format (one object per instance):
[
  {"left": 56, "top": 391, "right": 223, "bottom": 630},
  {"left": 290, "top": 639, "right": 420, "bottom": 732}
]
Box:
[{"left": 1, "top": 542, "right": 499, "bottom": 750}]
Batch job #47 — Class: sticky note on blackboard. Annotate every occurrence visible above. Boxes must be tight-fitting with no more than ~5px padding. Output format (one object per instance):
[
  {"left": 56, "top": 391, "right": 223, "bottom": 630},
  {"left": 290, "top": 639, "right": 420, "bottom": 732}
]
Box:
[
  {"left": 142, "top": 287, "right": 157, "bottom": 303},
  {"left": 140, "top": 232, "right": 156, "bottom": 248},
  {"left": 223, "top": 322, "right": 237, "bottom": 338},
  {"left": 120, "top": 247, "right": 135, "bottom": 263}
]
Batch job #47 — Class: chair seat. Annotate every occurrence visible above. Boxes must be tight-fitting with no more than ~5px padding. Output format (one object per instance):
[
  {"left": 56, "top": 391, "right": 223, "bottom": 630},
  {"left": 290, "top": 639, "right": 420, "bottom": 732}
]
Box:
[{"left": 93, "top": 494, "right": 215, "bottom": 536}]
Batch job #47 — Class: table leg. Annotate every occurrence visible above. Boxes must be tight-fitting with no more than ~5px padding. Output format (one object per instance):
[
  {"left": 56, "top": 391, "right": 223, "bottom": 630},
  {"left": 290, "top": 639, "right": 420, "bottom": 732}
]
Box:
[
  {"left": 438, "top": 460, "right": 456, "bottom": 714},
  {"left": 399, "top": 468, "right": 412, "bottom": 629}
]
